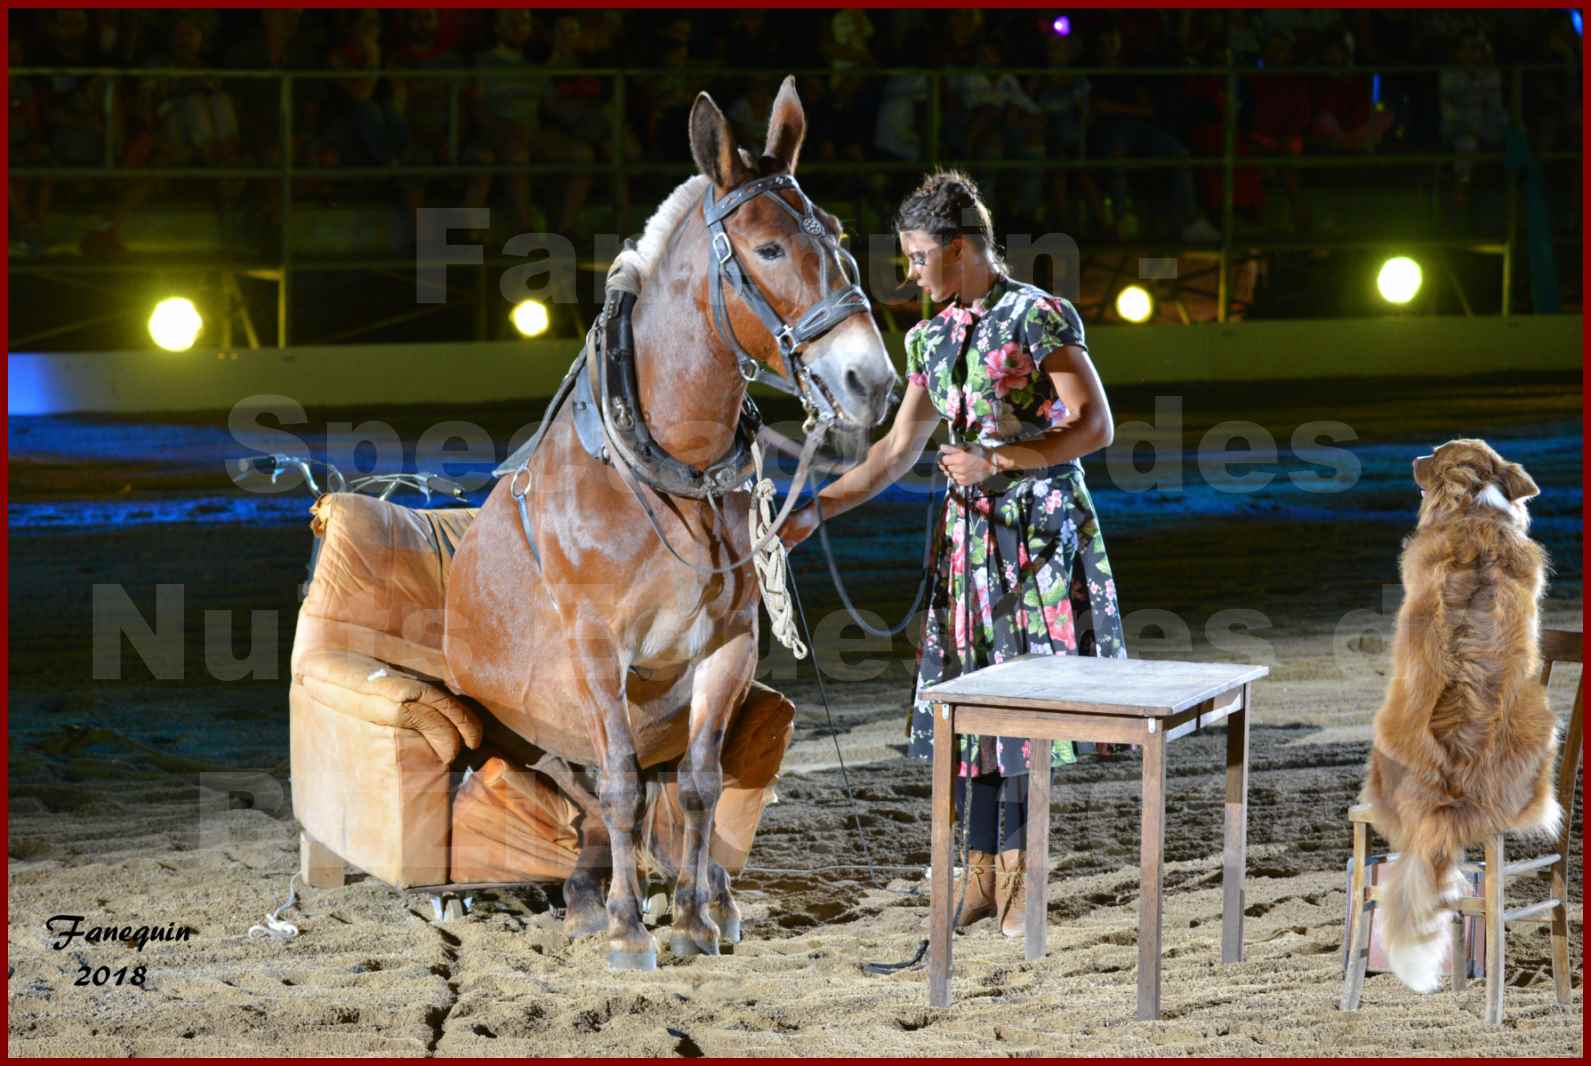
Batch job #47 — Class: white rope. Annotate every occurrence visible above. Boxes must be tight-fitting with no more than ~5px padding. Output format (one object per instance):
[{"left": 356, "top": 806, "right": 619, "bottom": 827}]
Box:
[
  {"left": 748, "top": 440, "right": 807, "bottom": 660},
  {"left": 247, "top": 872, "right": 302, "bottom": 941}
]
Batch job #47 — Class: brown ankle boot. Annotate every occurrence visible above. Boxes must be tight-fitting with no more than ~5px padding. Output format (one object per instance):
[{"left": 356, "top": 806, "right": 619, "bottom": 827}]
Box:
[
  {"left": 954, "top": 850, "right": 997, "bottom": 928},
  {"left": 996, "top": 848, "right": 1027, "bottom": 939}
]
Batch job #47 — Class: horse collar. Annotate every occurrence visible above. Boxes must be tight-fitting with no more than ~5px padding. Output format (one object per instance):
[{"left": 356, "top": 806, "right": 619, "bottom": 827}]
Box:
[{"left": 594, "top": 288, "right": 761, "bottom": 500}]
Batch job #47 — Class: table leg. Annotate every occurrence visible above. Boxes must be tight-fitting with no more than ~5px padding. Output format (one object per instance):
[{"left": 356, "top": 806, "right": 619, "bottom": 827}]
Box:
[
  {"left": 928, "top": 702, "right": 955, "bottom": 1009},
  {"left": 1222, "top": 686, "right": 1250, "bottom": 964},
  {"left": 1137, "top": 726, "right": 1167, "bottom": 1021},
  {"left": 1025, "top": 749, "right": 1051, "bottom": 961}
]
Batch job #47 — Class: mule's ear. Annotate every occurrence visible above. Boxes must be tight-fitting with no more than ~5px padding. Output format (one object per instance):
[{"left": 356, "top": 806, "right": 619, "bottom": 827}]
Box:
[
  {"left": 764, "top": 75, "right": 806, "bottom": 173},
  {"left": 1501, "top": 462, "right": 1539, "bottom": 502},
  {"left": 689, "top": 91, "right": 746, "bottom": 190}
]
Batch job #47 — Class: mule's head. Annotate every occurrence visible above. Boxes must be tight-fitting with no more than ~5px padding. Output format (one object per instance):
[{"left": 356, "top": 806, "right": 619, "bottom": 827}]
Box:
[{"left": 688, "top": 77, "right": 897, "bottom": 429}]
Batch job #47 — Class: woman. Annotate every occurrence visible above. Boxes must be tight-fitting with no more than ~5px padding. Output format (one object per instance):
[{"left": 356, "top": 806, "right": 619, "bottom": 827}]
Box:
[{"left": 782, "top": 171, "right": 1128, "bottom": 937}]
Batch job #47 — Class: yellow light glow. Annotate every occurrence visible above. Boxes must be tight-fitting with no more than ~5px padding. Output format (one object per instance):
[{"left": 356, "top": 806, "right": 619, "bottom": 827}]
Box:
[
  {"left": 1115, "top": 285, "right": 1154, "bottom": 324},
  {"left": 1377, "top": 256, "right": 1423, "bottom": 305},
  {"left": 148, "top": 296, "right": 203, "bottom": 352},
  {"left": 510, "top": 299, "right": 551, "bottom": 338}
]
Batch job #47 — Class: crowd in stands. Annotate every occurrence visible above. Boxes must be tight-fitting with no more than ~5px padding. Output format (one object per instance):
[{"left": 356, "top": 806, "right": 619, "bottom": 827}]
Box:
[{"left": 8, "top": 7, "right": 1582, "bottom": 257}]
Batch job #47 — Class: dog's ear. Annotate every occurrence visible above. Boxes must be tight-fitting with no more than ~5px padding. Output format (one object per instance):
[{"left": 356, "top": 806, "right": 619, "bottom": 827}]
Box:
[
  {"left": 1412, "top": 455, "right": 1434, "bottom": 491},
  {"left": 1501, "top": 462, "right": 1539, "bottom": 503}
]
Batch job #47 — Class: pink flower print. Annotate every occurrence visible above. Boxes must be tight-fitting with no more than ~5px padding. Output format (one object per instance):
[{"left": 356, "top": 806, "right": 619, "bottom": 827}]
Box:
[
  {"left": 1038, "top": 396, "right": 1071, "bottom": 428},
  {"left": 983, "top": 341, "right": 1035, "bottom": 398},
  {"left": 945, "top": 305, "right": 976, "bottom": 346},
  {"left": 907, "top": 369, "right": 928, "bottom": 388},
  {"left": 1105, "top": 578, "right": 1116, "bottom": 602},
  {"left": 1017, "top": 542, "right": 1029, "bottom": 568},
  {"left": 1043, "top": 600, "right": 1076, "bottom": 648},
  {"left": 958, "top": 760, "right": 973, "bottom": 777},
  {"left": 1003, "top": 561, "right": 1016, "bottom": 584},
  {"left": 1043, "top": 489, "right": 1064, "bottom": 516}
]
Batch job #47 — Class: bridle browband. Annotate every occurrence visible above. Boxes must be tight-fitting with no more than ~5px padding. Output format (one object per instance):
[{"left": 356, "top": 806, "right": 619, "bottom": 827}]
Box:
[{"left": 702, "top": 172, "right": 871, "bottom": 426}]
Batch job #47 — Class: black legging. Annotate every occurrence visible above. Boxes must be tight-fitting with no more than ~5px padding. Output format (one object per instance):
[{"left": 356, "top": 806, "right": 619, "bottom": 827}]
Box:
[{"left": 953, "top": 772, "right": 1026, "bottom": 853}]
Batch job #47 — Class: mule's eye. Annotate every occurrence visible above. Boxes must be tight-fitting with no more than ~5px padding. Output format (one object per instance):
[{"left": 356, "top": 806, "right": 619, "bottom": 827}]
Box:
[{"left": 756, "top": 243, "right": 784, "bottom": 261}]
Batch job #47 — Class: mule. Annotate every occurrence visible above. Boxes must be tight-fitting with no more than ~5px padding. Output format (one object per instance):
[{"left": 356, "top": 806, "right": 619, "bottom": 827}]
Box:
[{"left": 442, "top": 78, "right": 897, "bottom": 969}]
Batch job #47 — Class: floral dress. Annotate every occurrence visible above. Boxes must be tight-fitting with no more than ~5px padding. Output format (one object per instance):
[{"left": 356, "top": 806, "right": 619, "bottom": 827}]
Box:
[{"left": 905, "top": 276, "right": 1129, "bottom": 779}]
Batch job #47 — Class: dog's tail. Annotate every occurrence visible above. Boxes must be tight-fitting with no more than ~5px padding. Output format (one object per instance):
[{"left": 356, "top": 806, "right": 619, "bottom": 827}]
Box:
[{"left": 1379, "top": 817, "right": 1466, "bottom": 994}]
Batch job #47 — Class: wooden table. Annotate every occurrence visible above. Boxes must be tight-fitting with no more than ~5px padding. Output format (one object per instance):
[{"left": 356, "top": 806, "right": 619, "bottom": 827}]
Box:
[{"left": 919, "top": 654, "right": 1268, "bottom": 1020}]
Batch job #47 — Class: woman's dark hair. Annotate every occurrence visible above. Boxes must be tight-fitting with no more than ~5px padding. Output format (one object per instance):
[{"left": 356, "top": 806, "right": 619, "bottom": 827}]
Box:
[{"left": 895, "top": 169, "right": 1004, "bottom": 268}]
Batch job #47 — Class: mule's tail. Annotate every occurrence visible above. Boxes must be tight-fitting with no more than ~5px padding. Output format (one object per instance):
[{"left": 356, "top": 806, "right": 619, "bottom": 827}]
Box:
[{"left": 1380, "top": 819, "right": 1466, "bottom": 994}]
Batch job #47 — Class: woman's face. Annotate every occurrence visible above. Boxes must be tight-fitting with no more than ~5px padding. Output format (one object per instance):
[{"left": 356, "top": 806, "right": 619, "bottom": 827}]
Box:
[{"left": 900, "top": 229, "right": 962, "bottom": 303}]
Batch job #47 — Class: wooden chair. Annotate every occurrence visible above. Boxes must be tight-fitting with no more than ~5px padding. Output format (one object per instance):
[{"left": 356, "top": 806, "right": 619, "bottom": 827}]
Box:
[{"left": 1342, "top": 628, "right": 1582, "bottom": 1024}]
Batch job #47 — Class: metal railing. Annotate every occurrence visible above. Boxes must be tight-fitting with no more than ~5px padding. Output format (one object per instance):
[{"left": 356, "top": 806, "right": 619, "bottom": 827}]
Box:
[{"left": 10, "top": 61, "right": 1581, "bottom": 345}]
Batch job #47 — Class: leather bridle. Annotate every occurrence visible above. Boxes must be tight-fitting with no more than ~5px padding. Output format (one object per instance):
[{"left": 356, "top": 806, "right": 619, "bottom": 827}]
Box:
[{"left": 702, "top": 172, "right": 871, "bottom": 428}]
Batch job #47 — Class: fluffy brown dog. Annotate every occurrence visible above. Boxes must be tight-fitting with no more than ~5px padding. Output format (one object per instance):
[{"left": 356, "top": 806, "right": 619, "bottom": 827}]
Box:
[{"left": 1362, "top": 438, "right": 1560, "bottom": 992}]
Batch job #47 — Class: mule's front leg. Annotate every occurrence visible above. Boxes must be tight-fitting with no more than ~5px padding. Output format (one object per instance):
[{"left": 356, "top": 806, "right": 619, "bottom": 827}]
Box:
[
  {"left": 570, "top": 619, "right": 659, "bottom": 971},
  {"left": 671, "top": 633, "right": 755, "bottom": 958}
]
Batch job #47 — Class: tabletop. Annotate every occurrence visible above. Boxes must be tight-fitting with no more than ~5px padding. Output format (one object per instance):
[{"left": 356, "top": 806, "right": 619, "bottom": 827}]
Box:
[{"left": 918, "top": 654, "right": 1269, "bottom": 718}]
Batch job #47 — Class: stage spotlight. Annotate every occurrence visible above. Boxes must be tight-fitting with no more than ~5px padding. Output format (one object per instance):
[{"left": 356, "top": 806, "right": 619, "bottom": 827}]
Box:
[
  {"left": 1052, "top": 15, "right": 1071, "bottom": 36},
  {"left": 1115, "top": 285, "right": 1154, "bottom": 324},
  {"left": 1376, "top": 256, "right": 1423, "bottom": 305},
  {"left": 148, "top": 296, "right": 203, "bottom": 352},
  {"left": 511, "top": 299, "right": 551, "bottom": 338}
]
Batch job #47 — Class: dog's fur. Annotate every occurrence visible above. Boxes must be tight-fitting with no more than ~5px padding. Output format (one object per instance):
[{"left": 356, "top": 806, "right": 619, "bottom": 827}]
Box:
[{"left": 1362, "top": 439, "right": 1560, "bottom": 992}]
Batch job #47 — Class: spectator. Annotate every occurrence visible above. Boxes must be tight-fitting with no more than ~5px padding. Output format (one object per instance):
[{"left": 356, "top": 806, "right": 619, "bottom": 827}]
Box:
[
  {"left": 469, "top": 8, "right": 592, "bottom": 237},
  {"left": 389, "top": 8, "right": 465, "bottom": 241},
  {"left": 1242, "top": 28, "right": 1315, "bottom": 233},
  {"left": 1439, "top": 29, "right": 1509, "bottom": 205},
  {"left": 324, "top": 10, "right": 408, "bottom": 169},
  {"left": 1033, "top": 31, "right": 1105, "bottom": 235},
  {"left": 816, "top": 10, "right": 880, "bottom": 164},
  {"left": 873, "top": 70, "right": 928, "bottom": 162},
  {"left": 10, "top": 36, "right": 53, "bottom": 255},
  {"left": 225, "top": 8, "right": 336, "bottom": 240},
  {"left": 78, "top": 10, "right": 242, "bottom": 255},
  {"left": 543, "top": 14, "right": 637, "bottom": 167},
  {"left": 147, "top": 12, "right": 244, "bottom": 168},
  {"left": 1310, "top": 31, "right": 1394, "bottom": 154},
  {"left": 225, "top": 9, "right": 330, "bottom": 162},
  {"left": 636, "top": 17, "right": 705, "bottom": 164},
  {"left": 1089, "top": 22, "right": 1224, "bottom": 242},
  {"left": 36, "top": 10, "right": 116, "bottom": 171}
]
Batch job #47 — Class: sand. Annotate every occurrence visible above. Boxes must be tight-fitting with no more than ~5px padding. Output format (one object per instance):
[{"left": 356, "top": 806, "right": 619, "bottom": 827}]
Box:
[
  {"left": 7, "top": 617, "right": 1583, "bottom": 1058},
  {"left": 8, "top": 378, "right": 1582, "bottom": 1056}
]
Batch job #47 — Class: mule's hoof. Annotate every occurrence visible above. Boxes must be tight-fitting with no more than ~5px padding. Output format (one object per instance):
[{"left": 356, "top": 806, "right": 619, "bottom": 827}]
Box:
[
  {"left": 669, "top": 931, "right": 721, "bottom": 958},
  {"left": 564, "top": 911, "right": 606, "bottom": 941},
  {"left": 607, "top": 948, "right": 658, "bottom": 971},
  {"left": 714, "top": 913, "right": 742, "bottom": 945}
]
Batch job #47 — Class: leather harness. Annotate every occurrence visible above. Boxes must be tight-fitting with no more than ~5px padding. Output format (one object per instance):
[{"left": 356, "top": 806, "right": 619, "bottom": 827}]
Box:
[{"left": 493, "top": 172, "right": 873, "bottom": 571}]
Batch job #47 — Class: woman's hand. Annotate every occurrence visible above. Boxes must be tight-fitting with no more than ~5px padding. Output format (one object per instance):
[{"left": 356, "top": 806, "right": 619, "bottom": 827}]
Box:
[
  {"left": 937, "top": 443, "right": 998, "bottom": 487},
  {"left": 778, "top": 503, "right": 818, "bottom": 552}
]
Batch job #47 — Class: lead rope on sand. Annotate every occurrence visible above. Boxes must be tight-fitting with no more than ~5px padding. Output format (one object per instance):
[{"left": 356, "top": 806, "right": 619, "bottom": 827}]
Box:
[{"left": 247, "top": 873, "right": 302, "bottom": 941}]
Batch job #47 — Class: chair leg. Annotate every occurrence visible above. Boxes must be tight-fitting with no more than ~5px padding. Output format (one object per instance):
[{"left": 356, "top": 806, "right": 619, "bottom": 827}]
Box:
[
  {"left": 1343, "top": 898, "right": 1374, "bottom": 1011},
  {"left": 1451, "top": 912, "right": 1467, "bottom": 993},
  {"left": 1484, "top": 835, "right": 1504, "bottom": 1026},
  {"left": 1344, "top": 819, "right": 1368, "bottom": 976}
]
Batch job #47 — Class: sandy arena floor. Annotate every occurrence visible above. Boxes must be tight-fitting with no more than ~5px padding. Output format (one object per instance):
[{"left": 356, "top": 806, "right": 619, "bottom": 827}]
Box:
[{"left": 8, "top": 377, "right": 1582, "bottom": 1056}]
